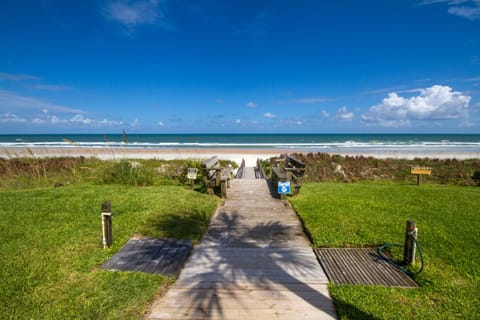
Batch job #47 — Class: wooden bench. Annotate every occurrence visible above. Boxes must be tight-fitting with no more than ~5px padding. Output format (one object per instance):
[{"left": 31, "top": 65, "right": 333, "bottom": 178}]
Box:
[
  {"left": 202, "top": 156, "right": 233, "bottom": 198},
  {"left": 271, "top": 154, "right": 306, "bottom": 196}
]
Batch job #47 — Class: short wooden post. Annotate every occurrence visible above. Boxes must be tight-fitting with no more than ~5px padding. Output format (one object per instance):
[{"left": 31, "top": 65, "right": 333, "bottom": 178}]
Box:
[
  {"left": 101, "top": 201, "right": 113, "bottom": 249},
  {"left": 215, "top": 169, "right": 221, "bottom": 187},
  {"left": 220, "top": 181, "right": 227, "bottom": 198},
  {"left": 417, "top": 174, "right": 421, "bottom": 186},
  {"left": 403, "top": 220, "right": 417, "bottom": 266},
  {"left": 207, "top": 187, "right": 214, "bottom": 195}
]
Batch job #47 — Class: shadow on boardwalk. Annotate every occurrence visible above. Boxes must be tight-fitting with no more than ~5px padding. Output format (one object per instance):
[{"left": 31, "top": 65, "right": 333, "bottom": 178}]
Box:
[{"left": 150, "top": 210, "right": 337, "bottom": 319}]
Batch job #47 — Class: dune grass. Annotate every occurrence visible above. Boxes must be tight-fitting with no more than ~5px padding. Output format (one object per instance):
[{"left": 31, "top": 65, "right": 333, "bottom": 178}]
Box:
[
  {"left": 0, "top": 184, "right": 218, "bottom": 319},
  {"left": 290, "top": 182, "right": 480, "bottom": 319}
]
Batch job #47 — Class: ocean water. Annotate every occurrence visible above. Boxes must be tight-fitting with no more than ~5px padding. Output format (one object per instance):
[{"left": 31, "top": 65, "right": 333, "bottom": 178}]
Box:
[{"left": 1, "top": 134, "right": 480, "bottom": 156}]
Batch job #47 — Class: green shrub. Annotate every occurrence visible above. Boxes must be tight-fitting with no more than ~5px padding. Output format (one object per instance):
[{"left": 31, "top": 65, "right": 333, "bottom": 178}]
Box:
[{"left": 101, "top": 161, "right": 154, "bottom": 186}]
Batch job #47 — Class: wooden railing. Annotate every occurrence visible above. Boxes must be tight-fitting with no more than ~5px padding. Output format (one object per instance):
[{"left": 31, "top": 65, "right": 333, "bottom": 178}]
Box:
[
  {"left": 271, "top": 154, "right": 306, "bottom": 195},
  {"left": 202, "top": 156, "right": 233, "bottom": 198}
]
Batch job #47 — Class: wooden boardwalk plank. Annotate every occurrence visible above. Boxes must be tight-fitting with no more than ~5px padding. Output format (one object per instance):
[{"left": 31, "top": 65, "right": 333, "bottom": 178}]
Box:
[{"left": 146, "top": 179, "right": 337, "bottom": 319}]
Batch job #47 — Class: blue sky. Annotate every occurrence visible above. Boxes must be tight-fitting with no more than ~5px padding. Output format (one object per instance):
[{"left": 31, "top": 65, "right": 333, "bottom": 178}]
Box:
[{"left": 0, "top": 0, "right": 479, "bottom": 134}]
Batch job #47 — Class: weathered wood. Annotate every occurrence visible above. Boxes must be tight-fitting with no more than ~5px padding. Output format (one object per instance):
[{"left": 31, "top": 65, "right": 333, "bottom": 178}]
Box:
[
  {"left": 404, "top": 220, "right": 417, "bottom": 266},
  {"left": 272, "top": 166, "right": 287, "bottom": 180},
  {"left": 286, "top": 154, "right": 306, "bottom": 169},
  {"left": 203, "top": 156, "right": 219, "bottom": 169},
  {"left": 101, "top": 201, "right": 113, "bottom": 249},
  {"left": 146, "top": 178, "right": 337, "bottom": 320},
  {"left": 220, "top": 180, "right": 227, "bottom": 198},
  {"left": 271, "top": 154, "right": 306, "bottom": 196},
  {"left": 236, "top": 159, "right": 246, "bottom": 178},
  {"left": 202, "top": 156, "right": 233, "bottom": 198}
]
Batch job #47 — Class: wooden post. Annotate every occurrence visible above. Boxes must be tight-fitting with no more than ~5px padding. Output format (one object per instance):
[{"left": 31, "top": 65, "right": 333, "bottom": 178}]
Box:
[
  {"left": 220, "top": 181, "right": 227, "bottom": 198},
  {"left": 417, "top": 174, "right": 421, "bottom": 186},
  {"left": 101, "top": 201, "right": 113, "bottom": 249},
  {"left": 403, "top": 220, "right": 417, "bottom": 266},
  {"left": 215, "top": 169, "right": 221, "bottom": 186}
]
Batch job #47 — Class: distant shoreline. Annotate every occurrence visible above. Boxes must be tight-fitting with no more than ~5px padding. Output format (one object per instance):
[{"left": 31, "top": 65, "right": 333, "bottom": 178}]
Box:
[{"left": 1, "top": 146, "right": 479, "bottom": 166}]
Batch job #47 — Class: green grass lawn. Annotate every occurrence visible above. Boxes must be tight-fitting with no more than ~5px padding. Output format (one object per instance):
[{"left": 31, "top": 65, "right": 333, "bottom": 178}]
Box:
[
  {"left": 0, "top": 184, "right": 218, "bottom": 319},
  {"left": 290, "top": 182, "right": 480, "bottom": 320}
]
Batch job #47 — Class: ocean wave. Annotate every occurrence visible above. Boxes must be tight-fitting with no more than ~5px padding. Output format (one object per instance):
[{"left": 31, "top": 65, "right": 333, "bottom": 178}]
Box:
[{"left": 1, "top": 140, "right": 480, "bottom": 149}]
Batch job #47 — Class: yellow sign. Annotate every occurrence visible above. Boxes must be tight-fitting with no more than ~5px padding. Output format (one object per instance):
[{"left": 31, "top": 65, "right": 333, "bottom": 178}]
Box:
[{"left": 411, "top": 167, "right": 432, "bottom": 175}]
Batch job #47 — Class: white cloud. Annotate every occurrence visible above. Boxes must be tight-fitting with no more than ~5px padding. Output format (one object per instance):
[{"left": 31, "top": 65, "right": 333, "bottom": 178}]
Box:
[
  {"left": 103, "top": 0, "right": 167, "bottom": 34},
  {"left": 361, "top": 85, "right": 471, "bottom": 127},
  {"left": 2, "top": 110, "right": 125, "bottom": 128},
  {"left": 32, "top": 117, "right": 46, "bottom": 124},
  {"left": 463, "top": 76, "right": 480, "bottom": 82},
  {"left": 131, "top": 118, "right": 140, "bottom": 127},
  {"left": 30, "top": 84, "right": 73, "bottom": 91},
  {"left": 279, "top": 97, "right": 330, "bottom": 104},
  {"left": 0, "top": 89, "right": 86, "bottom": 114},
  {"left": 321, "top": 110, "right": 330, "bottom": 118},
  {"left": 419, "top": 0, "right": 470, "bottom": 5},
  {"left": 0, "top": 72, "right": 40, "bottom": 81},
  {"left": 98, "top": 118, "right": 124, "bottom": 126},
  {"left": 420, "top": 0, "right": 480, "bottom": 20},
  {"left": 70, "top": 115, "right": 94, "bottom": 125},
  {"left": 448, "top": 0, "right": 480, "bottom": 19},
  {"left": 264, "top": 112, "right": 277, "bottom": 119},
  {"left": 0, "top": 113, "right": 28, "bottom": 123},
  {"left": 335, "top": 106, "right": 354, "bottom": 121},
  {"left": 50, "top": 115, "right": 66, "bottom": 125},
  {"left": 246, "top": 101, "right": 258, "bottom": 108},
  {"left": 158, "top": 121, "right": 164, "bottom": 126},
  {"left": 235, "top": 119, "right": 241, "bottom": 124}
]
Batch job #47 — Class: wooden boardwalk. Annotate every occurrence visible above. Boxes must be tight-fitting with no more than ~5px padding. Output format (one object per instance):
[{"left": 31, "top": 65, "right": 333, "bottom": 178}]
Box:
[{"left": 147, "top": 175, "right": 337, "bottom": 319}]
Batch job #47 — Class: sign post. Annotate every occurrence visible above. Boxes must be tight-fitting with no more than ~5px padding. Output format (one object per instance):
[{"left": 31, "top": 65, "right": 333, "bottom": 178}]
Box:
[
  {"left": 278, "top": 181, "right": 291, "bottom": 200},
  {"left": 101, "top": 201, "right": 112, "bottom": 249},
  {"left": 403, "top": 220, "right": 418, "bottom": 266},
  {"left": 187, "top": 168, "right": 198, "bottom": 189},
  {"left": 410, "top": 167, "right": 432, "bottom": 186}
]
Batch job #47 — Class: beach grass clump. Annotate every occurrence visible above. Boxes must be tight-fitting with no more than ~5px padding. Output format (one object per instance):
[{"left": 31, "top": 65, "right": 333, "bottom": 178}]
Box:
[
  {"left": 0, "top": 157, "right": 90, "bottom": 189},
  {"left": 290, "top": 182, "right": 480, "bottom": 319},
  {"left": 0, "top": 183, "right": 218, "bottom": 319},
  {"left": 276, "top": 153, "right": 480, "bottom": 185},
  {"left": 0, "top": 157, "right": 217, "bottom": 190},
  {"left": 101, "top": 160, "right": 154, "bottom": 186}
]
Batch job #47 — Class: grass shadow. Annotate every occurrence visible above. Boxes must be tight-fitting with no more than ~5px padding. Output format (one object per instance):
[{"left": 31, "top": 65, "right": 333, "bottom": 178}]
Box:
[
  {"left": 139, "top": 209, "right": 211, "bottom": 243},
  {"left": 332, "top": 297, "right": 382, "bottom": 320}
]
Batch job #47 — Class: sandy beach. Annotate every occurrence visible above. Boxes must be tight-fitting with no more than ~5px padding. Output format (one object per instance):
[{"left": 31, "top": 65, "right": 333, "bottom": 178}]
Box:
[
  {"left": 1, "top": 146, "right": 479, "bottom": 166},
  {"left": 1, "top": 147, "right": 284, "bottom": 166}
]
